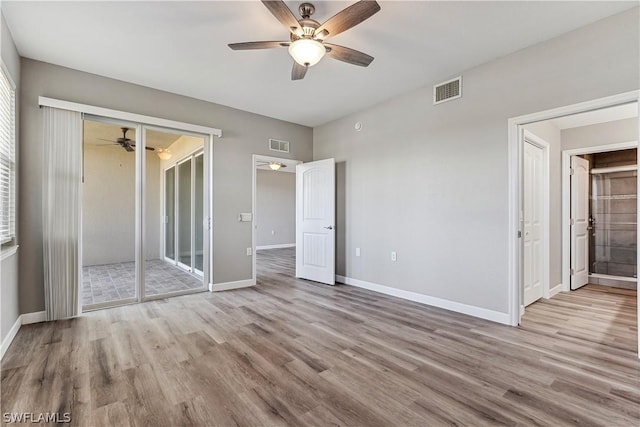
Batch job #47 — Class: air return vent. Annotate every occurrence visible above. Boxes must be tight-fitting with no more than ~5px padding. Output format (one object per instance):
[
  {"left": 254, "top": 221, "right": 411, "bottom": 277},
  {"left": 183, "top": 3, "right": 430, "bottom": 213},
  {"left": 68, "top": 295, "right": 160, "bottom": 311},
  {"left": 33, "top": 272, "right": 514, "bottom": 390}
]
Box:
[
  {"left": 269, "top": 138, "right": 290, "bottom": 153},
  {"left": 433, "top": 76, "right": 462, "bottom": 105}
]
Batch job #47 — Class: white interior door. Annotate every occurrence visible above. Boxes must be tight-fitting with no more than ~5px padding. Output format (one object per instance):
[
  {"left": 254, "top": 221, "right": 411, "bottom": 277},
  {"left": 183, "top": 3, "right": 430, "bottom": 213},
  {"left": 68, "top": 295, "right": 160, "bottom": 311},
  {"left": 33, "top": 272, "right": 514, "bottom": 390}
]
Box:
[
  {"left": 571, "top": 155, "right": 590, "bottom": 290},
  {"left": 523, "top": 141, "right": 544, "bottom": 306},
  {"left": 296, "top": 158, "right": 335, "bottom": 285}
]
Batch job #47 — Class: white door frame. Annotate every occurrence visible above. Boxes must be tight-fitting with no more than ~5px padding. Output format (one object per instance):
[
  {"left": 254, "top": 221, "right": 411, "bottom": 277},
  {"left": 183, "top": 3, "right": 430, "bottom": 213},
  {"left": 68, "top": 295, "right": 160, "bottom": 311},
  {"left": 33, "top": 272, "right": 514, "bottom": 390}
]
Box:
[
  {"left": 521, "top": 130, "right": 550, "bottom": 310},
  {"left": 251, "top": 154, "right": 302, "bottom": 284},
  {"left": 562, "top": 141, "right": 638, "bottom": 293},
  {"left": 507, "top": 90, "right": 640, "bottom": 332}
]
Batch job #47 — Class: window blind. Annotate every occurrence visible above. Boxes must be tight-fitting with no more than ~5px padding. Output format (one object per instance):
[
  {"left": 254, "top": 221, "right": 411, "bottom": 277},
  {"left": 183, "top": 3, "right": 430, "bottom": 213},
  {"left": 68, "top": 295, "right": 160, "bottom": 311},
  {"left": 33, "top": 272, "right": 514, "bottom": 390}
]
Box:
[{"left": 0, "top": 67, "right": 15, "bottom": 244}]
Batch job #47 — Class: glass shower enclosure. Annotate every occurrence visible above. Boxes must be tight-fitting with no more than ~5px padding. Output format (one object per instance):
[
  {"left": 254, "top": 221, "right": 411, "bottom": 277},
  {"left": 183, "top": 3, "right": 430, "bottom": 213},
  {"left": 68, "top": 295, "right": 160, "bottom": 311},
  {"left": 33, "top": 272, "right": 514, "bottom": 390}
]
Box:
[{"left": 590, "top": 167, "right": 637, "bottom": 280}]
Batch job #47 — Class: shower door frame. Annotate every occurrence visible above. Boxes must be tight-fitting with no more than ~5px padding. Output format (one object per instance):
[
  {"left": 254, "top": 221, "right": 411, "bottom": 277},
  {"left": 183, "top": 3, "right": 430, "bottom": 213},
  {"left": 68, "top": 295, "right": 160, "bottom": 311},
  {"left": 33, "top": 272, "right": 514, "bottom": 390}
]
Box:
[{"left": 561, "top": 141, "right": 638, "bottom": 293}]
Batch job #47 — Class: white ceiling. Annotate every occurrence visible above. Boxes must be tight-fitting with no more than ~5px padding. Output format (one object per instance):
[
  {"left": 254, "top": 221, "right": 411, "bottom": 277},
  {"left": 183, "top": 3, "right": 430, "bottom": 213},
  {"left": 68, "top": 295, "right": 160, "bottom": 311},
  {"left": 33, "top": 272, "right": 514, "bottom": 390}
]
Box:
[{"left": 3, "top": 1, "right": 637, "bottom": 127}]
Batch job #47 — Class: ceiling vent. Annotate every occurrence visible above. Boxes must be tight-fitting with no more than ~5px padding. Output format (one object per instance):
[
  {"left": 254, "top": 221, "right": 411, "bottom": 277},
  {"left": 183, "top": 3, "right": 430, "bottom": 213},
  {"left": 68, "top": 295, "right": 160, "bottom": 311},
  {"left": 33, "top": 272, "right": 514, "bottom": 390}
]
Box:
[
  {"left": 269, "top": 138, "right": 290, "bottom": 153},
  {"left": 433, "top": 76, "right": 462, "bottom": 105}
]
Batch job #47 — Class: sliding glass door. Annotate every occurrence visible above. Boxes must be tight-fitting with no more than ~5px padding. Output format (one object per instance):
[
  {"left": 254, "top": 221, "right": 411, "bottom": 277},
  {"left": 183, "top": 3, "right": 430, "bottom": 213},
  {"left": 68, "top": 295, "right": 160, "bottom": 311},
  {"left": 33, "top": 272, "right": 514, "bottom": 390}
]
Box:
[
  {"left": 177, "top": 158, "right": 192, "bottom": 269},
  {"left": 195, "top": 154, "right": 204, "bottom": 272},
  {"left": 165, "top": 166, "right": 176, "bottom": 261},
  {"left": 163, "top": 151, "right": 205, "bottom": 277},
  {"left": 81, "top": 118, "right": 139, "bottom": 309},
  {"left": 147, "top": 128, "right": 206, "bottom": 297}
]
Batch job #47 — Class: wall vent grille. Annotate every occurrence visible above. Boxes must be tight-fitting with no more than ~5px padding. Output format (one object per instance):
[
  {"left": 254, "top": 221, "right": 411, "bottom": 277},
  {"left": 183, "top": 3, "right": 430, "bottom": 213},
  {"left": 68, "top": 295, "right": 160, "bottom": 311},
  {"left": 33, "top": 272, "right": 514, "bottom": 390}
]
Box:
[
  {"left": 433, "top": 76, "right": 462, "bottom": 105},
  {"left": 269, "top": 138, "right": 290, "bottom": 153}
]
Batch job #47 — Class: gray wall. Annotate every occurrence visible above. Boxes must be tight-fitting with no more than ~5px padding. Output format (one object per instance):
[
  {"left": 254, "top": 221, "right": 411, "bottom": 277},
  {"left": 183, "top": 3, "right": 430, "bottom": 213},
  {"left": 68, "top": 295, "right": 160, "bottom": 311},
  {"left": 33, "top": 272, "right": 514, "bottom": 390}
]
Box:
[
  {"left": 313, "top": 8, "right": 639, "bottom": 314},
  {"left": 256, "top": 169, "right": 295, "bottom": 247},
  {"left": 1, "top": 10, "right": 21, "bottom": 343},
  {"left": 82, "top": 145, "right": 161, "bottom": 266},
  {"left": 562, "top": 117, "right": 639, "bottom": 151},
  {"left": 19, "top": 59, "right": 313, "bottom": 314}
]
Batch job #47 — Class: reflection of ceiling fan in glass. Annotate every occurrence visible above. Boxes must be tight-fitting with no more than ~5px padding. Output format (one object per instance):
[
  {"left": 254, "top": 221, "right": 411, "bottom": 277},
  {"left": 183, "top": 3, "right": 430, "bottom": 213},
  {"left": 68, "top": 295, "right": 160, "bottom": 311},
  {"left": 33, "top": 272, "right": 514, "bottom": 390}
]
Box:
[
  {"left": 98, "top": 127, "right": 155, "bottom": 152},
  {"left": 229, "top": 0, "right": 381, "bottom": 80},
  {"left": 97, "top": 128, "right": 173, "bottom": 159},
  {"left": 257, "top": 161, "right": 287, "bottom": 171}
]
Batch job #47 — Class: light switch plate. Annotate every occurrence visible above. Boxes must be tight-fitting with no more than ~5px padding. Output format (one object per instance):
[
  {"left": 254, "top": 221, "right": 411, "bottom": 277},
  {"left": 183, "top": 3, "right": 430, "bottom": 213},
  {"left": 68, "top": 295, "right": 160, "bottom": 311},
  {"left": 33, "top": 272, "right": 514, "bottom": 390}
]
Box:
[{"left": 239, "top": 213, "right": 253, "bottom": 222}]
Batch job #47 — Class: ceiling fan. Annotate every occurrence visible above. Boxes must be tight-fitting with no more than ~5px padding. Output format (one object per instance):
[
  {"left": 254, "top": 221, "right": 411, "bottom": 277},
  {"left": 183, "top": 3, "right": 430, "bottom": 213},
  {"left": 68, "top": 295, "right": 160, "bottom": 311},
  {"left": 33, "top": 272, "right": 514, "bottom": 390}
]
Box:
[
  {"left": 257, "top": 160, "right": 287, "bottom": 171},
  {"left": 228, "top": 0, "right": 381, "bottom": 80},
  {"left": 98, "top": 127, "right": 155, "bottom": 152}
]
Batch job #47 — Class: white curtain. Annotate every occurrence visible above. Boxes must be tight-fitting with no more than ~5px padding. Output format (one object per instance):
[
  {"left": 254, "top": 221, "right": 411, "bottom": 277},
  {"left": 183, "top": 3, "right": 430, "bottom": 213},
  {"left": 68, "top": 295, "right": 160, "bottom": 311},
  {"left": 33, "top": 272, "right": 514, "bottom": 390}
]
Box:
[{"left": 42, "top": 107, "right": 82, "bottom": 321}]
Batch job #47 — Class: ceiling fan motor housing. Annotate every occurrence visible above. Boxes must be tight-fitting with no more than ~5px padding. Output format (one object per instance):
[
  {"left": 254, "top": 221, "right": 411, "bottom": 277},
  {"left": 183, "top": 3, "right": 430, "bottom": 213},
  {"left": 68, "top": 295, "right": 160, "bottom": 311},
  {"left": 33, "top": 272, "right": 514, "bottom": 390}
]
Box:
[{"left": 299, "top": 3, "right": 315, "bottom": 19}]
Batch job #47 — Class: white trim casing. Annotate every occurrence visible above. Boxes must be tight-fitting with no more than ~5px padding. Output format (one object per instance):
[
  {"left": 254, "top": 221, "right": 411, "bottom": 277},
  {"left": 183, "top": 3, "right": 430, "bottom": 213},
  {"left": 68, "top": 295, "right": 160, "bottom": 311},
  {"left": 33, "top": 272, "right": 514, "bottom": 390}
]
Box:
[
  {"left": 209, "top": 279, "right": 255, "bottom": 292},
  {"left": 336, "top": 275, "right": 510, "bottom": 325},
  {"left": 256, "top": 243, "right": 296, "bottom": 250},
  {"left": 0, "top": 244, "right": 18, "bottom": 261},
  {"left": 39, "top": 97, "right": 222, "bottom": 137},
  {"left": 1, "top": 311, "right": 46, "bottom": 359},
  {"left": 507, "top": 90, "right": 640, "bottom": 329}
]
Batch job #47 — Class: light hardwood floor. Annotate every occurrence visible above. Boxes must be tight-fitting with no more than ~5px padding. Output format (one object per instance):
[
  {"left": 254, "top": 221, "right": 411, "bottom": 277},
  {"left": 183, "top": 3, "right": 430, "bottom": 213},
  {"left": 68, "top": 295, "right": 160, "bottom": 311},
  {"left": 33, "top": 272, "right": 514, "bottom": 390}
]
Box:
[{"left": 2, "top": 248, "right": 638, "bottom": 426}]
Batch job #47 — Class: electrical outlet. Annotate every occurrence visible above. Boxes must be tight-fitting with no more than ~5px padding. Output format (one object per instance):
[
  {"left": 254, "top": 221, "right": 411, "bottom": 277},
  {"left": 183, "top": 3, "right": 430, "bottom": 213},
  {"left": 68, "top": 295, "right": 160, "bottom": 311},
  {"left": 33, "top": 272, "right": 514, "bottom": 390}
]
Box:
[
  {"left": 391, "top": 251, "right": 397, "bottom": 262},
  {"left": 355, "top": 247, "right": 361, "bottom": 257},
  {"left": 247, "top": 247, "right": 252, "bottom": 256}
]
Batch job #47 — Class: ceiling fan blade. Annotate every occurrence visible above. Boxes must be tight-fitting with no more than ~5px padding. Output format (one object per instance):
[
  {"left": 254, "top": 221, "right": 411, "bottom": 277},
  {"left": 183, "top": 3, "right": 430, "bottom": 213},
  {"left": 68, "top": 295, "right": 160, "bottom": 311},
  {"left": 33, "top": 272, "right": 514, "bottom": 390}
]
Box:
[
  {"left": 315, "top": 1, "right": 380, "bottom": 39},
  {"left": 228, "top": 41, "right": 290, "bottom": 50},
  {"left": 130, "top": 144, "right": 156, "bottom": 151},
  {"left": 261, "top": 1, "right": 301, "bottom": 35},
  {"left": 291, "top": 62, "right": 308, "bottom": 80},
  {"left": 325, "top": 44, "right": 374, "bottom": 67}
]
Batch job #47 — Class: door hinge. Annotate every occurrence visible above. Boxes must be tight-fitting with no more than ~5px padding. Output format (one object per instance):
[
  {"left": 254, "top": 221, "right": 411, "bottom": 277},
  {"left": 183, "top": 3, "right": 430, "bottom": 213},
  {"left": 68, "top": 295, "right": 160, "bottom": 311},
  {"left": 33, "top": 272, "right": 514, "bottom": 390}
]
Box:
[
  {"left": 570, "top": 218, "right": 575, "bottom": 226},
  {"left": 518, "top": 230, "right": 522, "bottom": 238},
  {"left": 569, "top": 167, "right": 574, "bottom": 176},
  {"left": 570, "top": 268, "right": 575, "bottom": 275},
  {"left": 207, "top": 217, "right": 212, "bottom": 230}
]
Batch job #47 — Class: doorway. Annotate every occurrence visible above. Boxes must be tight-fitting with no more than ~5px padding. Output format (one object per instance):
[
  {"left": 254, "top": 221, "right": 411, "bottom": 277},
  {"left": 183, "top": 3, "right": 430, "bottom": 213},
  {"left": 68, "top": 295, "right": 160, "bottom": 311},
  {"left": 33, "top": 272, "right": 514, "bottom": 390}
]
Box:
[
  {"left": 510, "top": 93, "right": 639, "bottom": 322},
  {"left": 81, "top": 117, "right": 210, "bottom": 310},
  {"left": 565, "top": 147, "right": 638, "bottom": 291},
  {"left": 251, "top": 155, "right": 301, "bottom": 285}
]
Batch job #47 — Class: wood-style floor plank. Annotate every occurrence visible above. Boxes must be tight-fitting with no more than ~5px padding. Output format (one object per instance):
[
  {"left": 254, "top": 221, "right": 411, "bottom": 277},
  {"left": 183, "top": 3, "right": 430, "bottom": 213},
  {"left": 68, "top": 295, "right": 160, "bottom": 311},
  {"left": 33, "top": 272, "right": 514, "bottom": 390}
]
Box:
[{"left": 1, "top": 248, "right": 638, "bottom": 426}]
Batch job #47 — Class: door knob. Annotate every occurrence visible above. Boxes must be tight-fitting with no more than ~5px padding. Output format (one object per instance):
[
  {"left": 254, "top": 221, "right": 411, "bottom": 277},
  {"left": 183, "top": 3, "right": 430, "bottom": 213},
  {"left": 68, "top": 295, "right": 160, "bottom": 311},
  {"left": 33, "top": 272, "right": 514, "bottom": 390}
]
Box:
[{"left": 324, "top": 226, "right": 333, "bottom": 230}]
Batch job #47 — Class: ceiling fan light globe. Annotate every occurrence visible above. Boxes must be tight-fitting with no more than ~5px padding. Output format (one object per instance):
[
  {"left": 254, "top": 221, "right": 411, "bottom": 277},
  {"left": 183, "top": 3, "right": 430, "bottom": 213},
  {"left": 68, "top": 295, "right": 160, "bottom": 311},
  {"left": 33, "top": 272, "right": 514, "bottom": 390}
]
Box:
[
  {"left": 157, "top": 150, "right": 172, "bottom": 160},
  {"left": 269, "top": 162, "right": 282, "bottom": 171},
  {"left": 288, "top": 39, "right": 325, "bottom": 67}
]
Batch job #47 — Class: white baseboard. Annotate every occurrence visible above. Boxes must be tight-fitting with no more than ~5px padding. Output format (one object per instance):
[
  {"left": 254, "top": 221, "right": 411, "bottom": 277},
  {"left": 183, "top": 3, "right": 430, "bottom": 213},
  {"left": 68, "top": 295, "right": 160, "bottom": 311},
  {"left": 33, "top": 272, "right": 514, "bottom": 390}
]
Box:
[
  {"left": 1, "top": 316, "right": 21, "bottom": 359},
  {"left": 256, "top": 243, "right": 295, "bottom": 250},
  {"left": 336, "top": 275, "right": 510, "bottom": 325},
  {"left": 21, "top": 311, "right": 46, "bottom": 324},
  {"left": 1, "top": 311, "right": 46, "bottom": 359},
  {"left": 209, "top": 279, "right": 255, "bottom": 292},
  {"left": 548, "top": 283, "right": 562, "bottom": 298}
]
